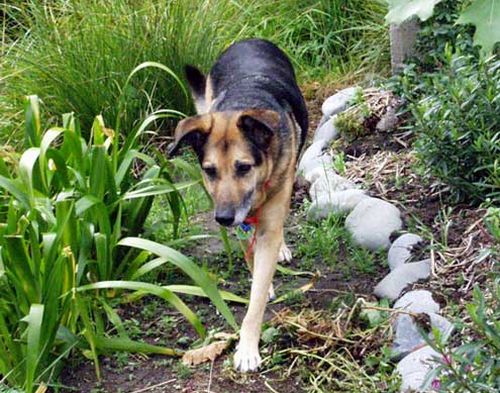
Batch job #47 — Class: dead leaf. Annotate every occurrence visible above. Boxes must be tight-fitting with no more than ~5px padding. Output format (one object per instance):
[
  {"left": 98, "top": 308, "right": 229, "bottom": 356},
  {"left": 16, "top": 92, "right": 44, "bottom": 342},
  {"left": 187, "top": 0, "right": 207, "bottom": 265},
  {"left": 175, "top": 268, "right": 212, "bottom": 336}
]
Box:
[{"left": 182, "top": 340, "right": 229, "bottom": 366}]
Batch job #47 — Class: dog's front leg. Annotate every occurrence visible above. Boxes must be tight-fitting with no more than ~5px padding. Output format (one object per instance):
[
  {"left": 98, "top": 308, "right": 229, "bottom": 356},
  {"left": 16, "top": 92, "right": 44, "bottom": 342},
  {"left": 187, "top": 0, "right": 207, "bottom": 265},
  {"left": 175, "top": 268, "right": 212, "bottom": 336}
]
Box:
[{"left": 233, "top": 222, "right": 281, "bottom": 372}]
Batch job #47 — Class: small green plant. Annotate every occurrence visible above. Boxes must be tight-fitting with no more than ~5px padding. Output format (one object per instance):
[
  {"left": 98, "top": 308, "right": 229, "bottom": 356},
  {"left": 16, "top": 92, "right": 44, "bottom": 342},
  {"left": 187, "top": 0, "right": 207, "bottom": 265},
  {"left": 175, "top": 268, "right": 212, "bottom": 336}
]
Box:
[
  {"left": 409, "top": 53, "right": 499, "bottom": 203},
  {"left": 423, "top": 281, "right": 500, "bottom": 392}
]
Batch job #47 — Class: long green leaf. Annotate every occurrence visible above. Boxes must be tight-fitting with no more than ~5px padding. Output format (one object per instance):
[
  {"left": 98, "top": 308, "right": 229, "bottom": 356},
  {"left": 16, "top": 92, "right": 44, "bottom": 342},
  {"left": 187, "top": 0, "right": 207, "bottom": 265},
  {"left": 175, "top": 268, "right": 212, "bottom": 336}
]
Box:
[
  {"left": 117, "top": 238, "right": 238, "bottom": 330},
  {"left": 94, "top": 336, "right": 182, "bottom": 357},
  {"left": 76, "top": 280, "right": 206, "bottom": 338},
  {"left": 26, "top": 304, "right": 44, "bottom": 393}
]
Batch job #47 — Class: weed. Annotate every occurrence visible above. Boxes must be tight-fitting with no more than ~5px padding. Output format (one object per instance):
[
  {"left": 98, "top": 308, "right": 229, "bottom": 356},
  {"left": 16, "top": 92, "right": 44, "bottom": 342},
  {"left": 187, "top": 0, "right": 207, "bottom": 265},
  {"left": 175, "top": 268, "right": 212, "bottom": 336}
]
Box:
[
  {"left": 173, "top": 362, "right": 193, "bottom": 380},
  {"left": 423, "top": 281, "right": 500, "bottom": 392}
]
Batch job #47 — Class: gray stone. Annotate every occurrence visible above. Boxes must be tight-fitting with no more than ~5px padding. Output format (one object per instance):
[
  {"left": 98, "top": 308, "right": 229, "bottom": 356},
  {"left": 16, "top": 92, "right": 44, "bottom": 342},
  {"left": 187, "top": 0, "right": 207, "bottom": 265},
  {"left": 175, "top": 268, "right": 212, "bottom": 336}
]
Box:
[
  {"left": 394, "top": 290, "right": 439, "bottom": 314},
  {"left": 396, "top": 345, "right": 440, "bottom": 392},
  {"left": 376, "top": 106, "right": 399, "bottom": 132},
  {"left": 313, "top": 117, "right": 339, "bottom": 143},
  {"left": 321, "top": 87, "right": 358, "bottom": 117},
  {"left": 309, "top": 172, "right": 357, "bottom": 201},
  {"left": 392, "top": 312, "right": 454, "bottom": 359},
  {"left": 373, "top": 260, "right": 431, "bottom": 300},
  {"left": 388, "top": 233, "right": 423, "bottom": 270},
  {"left": 345, "top": 197, "right": 402, "bottom": 250},
  {"left": 301, "top": 154, "right": 332, "bottom": 181},
  {"left": 317, "top": 114, "right": 330, "bottom": 129},
  {"left": 303, "top": 166, "right": 336, "bottom": 184},
  {"left": 297, "top": 140, "right": 329, "bottom": 176},
  {"left": 307, "top": 189, "right": 369, "bottom": 220}
]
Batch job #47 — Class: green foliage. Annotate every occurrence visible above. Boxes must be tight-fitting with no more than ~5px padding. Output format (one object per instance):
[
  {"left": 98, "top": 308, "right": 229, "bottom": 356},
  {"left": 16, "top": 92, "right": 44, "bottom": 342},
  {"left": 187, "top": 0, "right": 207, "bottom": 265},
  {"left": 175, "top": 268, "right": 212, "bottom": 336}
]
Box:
[
  {"left": 423, "top": 280, "right": 500, "bottom": 392},
  {"left": 1, "top": 0, "right": 389, "bottom": 141},
  {"left": 387, "top": 0, "right": 499, "bottom": 203},
  {"left": 406, "top": 54, "right": 499, "bottom": 202},
  {"left": 297, "top": 213, "right": 379, "bottom": 274},
  {"left": 0, "top": 90, "right": 236, "bottom": 390}
]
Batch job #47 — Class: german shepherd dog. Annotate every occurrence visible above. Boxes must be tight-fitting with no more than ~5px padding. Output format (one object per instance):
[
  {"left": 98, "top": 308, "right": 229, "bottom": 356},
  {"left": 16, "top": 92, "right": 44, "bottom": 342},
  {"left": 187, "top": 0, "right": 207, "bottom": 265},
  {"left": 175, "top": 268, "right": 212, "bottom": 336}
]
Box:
[{"left": 168, "top": 39, "right": 308, "bottom": 372}]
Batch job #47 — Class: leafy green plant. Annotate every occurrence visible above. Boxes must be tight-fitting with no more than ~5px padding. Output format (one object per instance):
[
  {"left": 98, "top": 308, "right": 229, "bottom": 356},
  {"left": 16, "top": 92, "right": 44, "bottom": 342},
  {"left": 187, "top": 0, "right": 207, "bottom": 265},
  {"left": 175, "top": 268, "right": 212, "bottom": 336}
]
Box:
[
  {"left": 423, "top": 281, "right": 500, "bottom": 392},
  {"left": 408, "top": 53, "right": 499, "bottom": 202},
  {"left": 0, "top": 88, "right": 236, "bottom": 390}
]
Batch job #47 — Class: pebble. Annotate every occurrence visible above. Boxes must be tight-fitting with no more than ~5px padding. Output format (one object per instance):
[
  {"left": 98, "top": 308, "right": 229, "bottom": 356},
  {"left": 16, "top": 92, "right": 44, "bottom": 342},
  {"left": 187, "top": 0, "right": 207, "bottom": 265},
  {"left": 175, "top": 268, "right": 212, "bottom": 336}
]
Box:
[
  {"left": 373, "top": 259, "right": 431, "bottom": 300},
  {"left": 312, "top": 116, "right": 339, "bottom": 143},
  {"left": 321, "top": 87, "right": 358, "bottom": 117},
  {"left": 388, "top": 233, "right": 423, "bottom": 270},
  {"left": 345, "top": 197, "right": 402, "bottom": 250},
  {"left": 396, "top": 345, "right": 441, "bottom": 392},
  {"left": 307, "top": 189, "right": 369, "bottom": 220}
]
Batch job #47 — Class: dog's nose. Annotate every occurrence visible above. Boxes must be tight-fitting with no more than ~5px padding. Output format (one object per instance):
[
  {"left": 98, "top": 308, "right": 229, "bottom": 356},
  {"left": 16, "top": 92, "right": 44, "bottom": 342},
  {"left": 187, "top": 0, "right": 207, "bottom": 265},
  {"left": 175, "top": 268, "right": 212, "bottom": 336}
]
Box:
[{"left": 215, "top": 208, "right": 235, "bottom": 226}]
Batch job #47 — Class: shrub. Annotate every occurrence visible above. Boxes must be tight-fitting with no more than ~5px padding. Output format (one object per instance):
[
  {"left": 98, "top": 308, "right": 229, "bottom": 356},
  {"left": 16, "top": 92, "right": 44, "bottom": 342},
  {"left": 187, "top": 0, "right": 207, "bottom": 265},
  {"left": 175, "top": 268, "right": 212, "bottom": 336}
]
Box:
[
  {"left": 406, "top": 53, "right": 499, "bottom": 203},
  {"left": 0, "top": 91, "right": 236, "bottom": 391},
  {"left": 388, "top": 0, "right": 499, "bottom": 203}
]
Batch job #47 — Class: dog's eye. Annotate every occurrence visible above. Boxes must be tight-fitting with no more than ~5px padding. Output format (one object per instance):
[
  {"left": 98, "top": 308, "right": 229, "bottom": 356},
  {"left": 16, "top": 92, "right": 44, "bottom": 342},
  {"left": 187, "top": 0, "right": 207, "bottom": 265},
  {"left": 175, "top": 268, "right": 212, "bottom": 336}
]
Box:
[
  {"left": 235, "top": 163, "right": 252, "bottom": 176},
  {"left": 203, "top": 166, "right": 217, "bottom": 178}
]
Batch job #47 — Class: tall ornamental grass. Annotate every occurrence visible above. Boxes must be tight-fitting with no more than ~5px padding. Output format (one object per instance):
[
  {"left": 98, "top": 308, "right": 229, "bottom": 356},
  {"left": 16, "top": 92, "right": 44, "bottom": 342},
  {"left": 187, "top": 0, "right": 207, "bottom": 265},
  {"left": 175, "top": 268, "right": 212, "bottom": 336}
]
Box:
[
  {"left": 0, "top": 63, "right": 237, "bottom": 392},
  {"left": 1, "top": 0, "right": 389, "bottom": 141}
]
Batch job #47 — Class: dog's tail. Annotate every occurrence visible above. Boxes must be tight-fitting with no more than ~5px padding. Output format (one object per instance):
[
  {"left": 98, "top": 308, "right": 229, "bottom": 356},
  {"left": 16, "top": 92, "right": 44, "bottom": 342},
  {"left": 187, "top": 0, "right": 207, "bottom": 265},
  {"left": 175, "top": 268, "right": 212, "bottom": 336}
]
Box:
[{"left": 185, "top": 65, "right": 207, "bottom": 114}]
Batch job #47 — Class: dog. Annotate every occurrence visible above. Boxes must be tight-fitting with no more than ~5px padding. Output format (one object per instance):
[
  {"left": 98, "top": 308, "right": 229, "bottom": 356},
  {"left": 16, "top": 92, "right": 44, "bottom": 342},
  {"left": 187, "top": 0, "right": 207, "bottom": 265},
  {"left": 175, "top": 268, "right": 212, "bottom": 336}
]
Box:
[{"left": 168, "top": 38, "right": 308, "bottom": 372}]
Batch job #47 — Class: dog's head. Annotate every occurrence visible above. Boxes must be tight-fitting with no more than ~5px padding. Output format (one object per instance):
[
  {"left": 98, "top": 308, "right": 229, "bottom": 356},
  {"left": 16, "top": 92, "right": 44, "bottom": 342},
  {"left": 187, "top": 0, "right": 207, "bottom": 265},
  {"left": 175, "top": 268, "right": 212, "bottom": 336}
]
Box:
[{"left": 168, "top": 110, "right": 280, "bottom": 226}]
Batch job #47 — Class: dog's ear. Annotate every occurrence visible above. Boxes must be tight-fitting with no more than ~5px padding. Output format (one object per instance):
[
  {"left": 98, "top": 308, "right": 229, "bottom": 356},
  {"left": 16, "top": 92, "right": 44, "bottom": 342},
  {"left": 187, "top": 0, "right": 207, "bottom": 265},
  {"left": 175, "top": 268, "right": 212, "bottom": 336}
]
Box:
[
  {"left": 237, "top": 109, "right": 280, "bottom": 150},
  {"left": 168, "top": 114, "right": 212, "bottom": 158}
]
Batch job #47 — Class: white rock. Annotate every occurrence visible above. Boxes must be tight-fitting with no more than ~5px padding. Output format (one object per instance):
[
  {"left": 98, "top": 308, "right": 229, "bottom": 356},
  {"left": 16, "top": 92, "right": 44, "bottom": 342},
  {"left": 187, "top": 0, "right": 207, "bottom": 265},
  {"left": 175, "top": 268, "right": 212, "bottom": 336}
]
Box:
[
  {"left": 388, "top": 233, "right": 423, "bottom": 270},
  {"left": 303, "top": 166, "right": 337, "bottom": 184},
  {"left": 309, "top": 172, "right": 357, "bottom": 201},
  {"left": 301, "top": 154, "right": 332, "bottom": 180},
  {"left": 373, "top": 260, "right": 431, "bottom": 300},
  {"left": 312, "top": 117, "right": 339, "bottom": 143},
  {"left": 297, "top": 140, "right": 328, "bottom": 175},
  {"left": 307, "top": 189, "right": 369, "bottom": 220},
  {"left": 322, "top": 87, "right": 358, "bottom": 117},
  {"left": 392, "top": 311, "right": 454, "bottom": 359},
  {"left": 345, "top": 197, "right": 402, "bottom": 250},
  {"left": 394, "top": 290, "right": 439, "bottom": 314},
  {"left": 317, "top": 114, "right": 330, "bottom": 128},
  {"left": 396, "top": 345, "right": 440, "bottom": 392}
]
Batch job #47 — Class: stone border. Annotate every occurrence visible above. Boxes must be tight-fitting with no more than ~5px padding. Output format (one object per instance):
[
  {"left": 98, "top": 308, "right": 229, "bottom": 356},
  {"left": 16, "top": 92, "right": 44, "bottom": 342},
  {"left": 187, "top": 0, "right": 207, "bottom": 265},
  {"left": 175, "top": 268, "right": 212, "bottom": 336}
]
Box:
[{"left": 297, "top": 88, "right": 454, "bottom": 392}]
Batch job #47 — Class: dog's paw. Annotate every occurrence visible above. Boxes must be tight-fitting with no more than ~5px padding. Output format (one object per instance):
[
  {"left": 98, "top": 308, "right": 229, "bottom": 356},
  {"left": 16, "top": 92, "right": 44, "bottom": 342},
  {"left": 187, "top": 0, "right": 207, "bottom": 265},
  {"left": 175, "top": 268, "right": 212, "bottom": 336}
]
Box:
[
  {"left": 278, "top": 243, "right": 292, "bottom": 262},
  {"left": 233, "top": 343, "right": 261, "bottom": 372}
]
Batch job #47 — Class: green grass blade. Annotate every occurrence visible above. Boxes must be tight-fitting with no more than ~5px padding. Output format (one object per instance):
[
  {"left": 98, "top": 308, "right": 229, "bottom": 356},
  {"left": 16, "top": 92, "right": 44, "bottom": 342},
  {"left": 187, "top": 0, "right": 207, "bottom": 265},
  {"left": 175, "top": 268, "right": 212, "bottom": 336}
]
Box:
[
  {"left": 165, "top": 285, "right": 248, "bottom": 304},
  {"left": 117, "top": 238, "right": 238, "bottom": 330},
  {"left": 76, "top": 280, "right": 206, "bottom": 338},
  {"left": 26, "top": 304, "right": 44, "bottom": 393},
  {"left": 24, "top": 95, "right": 41, "bottom": 147},
  {"left": 94, "top": 336, "right": 182, "bottom": 357}
]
